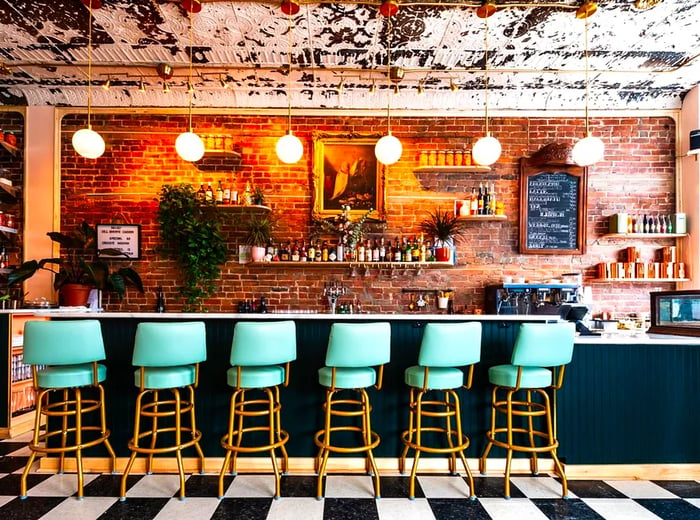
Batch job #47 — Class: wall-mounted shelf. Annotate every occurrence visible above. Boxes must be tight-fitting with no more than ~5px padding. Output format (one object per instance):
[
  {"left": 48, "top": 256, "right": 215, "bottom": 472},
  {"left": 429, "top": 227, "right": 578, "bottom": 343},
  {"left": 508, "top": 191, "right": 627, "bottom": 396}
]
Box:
[
  {"left": 414, "top": 165, "right": 491, "bottom": 174},
  {"left": 0, "top": 183, "right": 17, "bottom": 204},
  {"left": 457, "top": 214, "right": 507, "bottom": 221},
  {"left": 247, "top": 260, "right": 454, "bottom": 268},
  {"left": 0, "top": 225, "right": 17, "bottom": 234},
  {"left": 0, "top": 141, "right": 19, "bottom": 156},
  {"left": 202, "top": 148, "right": 241, "bottom": 158},
  {"left": 592, "top": 278, "right": 689, "bottom": 283},
  {"left": 602, "top": 233, "right": 688, "bottom": 239},
  {"left": 218, "top": 204, "right": 270, "bottom": 214}
]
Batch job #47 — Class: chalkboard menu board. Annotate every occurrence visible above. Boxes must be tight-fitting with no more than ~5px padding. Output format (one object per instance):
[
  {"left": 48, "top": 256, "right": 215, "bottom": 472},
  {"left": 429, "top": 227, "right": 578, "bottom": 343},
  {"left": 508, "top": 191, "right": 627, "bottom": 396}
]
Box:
[{"left": 519, "top": 159, "right": 587, "bottom": 255}]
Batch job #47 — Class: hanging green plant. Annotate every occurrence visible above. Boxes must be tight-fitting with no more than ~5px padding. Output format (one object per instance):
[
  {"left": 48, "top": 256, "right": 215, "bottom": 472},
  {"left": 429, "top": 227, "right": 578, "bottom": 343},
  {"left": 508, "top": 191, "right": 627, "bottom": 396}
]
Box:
[{"left": 156, "top": 183, "right": 228, "bottom": 311}]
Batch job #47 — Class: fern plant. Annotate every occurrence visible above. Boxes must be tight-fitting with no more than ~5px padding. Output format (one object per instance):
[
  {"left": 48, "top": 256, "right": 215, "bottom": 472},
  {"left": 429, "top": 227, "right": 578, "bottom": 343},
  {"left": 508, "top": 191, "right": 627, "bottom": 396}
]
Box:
[{"left": 157, "top": 184, "right": 228, "bottom": 311}]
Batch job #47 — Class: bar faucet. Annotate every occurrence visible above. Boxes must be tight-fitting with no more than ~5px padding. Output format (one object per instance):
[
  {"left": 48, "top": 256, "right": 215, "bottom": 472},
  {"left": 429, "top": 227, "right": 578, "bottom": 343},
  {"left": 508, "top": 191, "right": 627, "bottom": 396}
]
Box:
[{"left": 323, "top": 280, "right": 346, "bottom": 314}]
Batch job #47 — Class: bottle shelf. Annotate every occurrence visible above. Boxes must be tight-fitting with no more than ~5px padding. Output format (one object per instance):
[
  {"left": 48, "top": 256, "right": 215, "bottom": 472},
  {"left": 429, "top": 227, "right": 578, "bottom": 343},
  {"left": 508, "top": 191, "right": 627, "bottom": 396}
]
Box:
[
  {"left": 602, "top": 233, "right": 687, "bottom": 239},
  {"left": 457, "top": 214, "right": 507, "bottom": 221},
  {"left": 217, "top": 204, "right": 270, "bottom": 214},
  {"left": 0, "top": 140, "right": 19, "bottom": 156},
  {"left": 202, "top": 148, "right": 241, "bottom": 158},
  {"left": 0, "top": 225, "right": 17, "bottom": 234},
  {"left": 247, "top": 260, "right": 455, "bottom": 268},
  {"left": 592, "top": 278, "right": 690, "bottom": 283},
  {"left": 414, "top": 165, "right": 491, "bottom": 174}
]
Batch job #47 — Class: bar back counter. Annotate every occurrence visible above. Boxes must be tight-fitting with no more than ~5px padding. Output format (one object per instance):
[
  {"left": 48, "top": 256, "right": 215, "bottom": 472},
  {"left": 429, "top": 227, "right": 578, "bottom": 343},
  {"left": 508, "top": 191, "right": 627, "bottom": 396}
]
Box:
[{"left": 2, "top": 311, "right": 700, "bottom": 479}]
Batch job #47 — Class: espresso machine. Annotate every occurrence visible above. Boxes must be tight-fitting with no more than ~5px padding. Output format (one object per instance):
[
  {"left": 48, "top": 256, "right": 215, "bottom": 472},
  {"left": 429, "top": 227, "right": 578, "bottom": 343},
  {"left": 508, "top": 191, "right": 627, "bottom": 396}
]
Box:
[{"left": 485, "top": 282, "right": 582, "bottom": 315}]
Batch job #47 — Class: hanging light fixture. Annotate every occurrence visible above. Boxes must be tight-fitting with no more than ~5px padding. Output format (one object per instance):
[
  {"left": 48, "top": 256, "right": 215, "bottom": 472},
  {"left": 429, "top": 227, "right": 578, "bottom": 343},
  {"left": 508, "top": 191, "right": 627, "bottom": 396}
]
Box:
[
  {"left": 175, "top": 5, "right": 205, "bottom": 162},
  {"left": 472, "top": 4, "right": 501, "bottom": 166},
  {"left": 275, "top": 6, "right": 304, "bottom": 164},
  {"left": 375, "top": 4, "right": 402, "bottom": 166},
  {"left": 72, "top": 0, "right": 105, "bottom": 159},
  {"left": 572, "top": 1, "right": 604, "bottom": 167}
]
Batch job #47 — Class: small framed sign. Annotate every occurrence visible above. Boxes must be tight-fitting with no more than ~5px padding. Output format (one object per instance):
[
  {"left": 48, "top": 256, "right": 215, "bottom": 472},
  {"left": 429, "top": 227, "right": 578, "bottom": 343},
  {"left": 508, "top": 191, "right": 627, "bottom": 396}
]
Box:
[{"left": 96, "top": 224, "right": 141, "bottom": 260}]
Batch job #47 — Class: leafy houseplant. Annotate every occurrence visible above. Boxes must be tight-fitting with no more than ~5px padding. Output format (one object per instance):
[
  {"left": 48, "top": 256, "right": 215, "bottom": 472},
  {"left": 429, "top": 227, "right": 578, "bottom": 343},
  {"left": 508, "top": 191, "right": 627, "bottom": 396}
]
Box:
[
  {"left": 418, "top": 207, "right": 466, "bottom": 262},
  {"left": 8, "top": 221, "right": 144, "bottom": 303},
  {"left": 157, "top": 183, "right": 228, "bottom": 311},
  {"left": 244, "top": 213, "right": 275, "bottom": 262}
]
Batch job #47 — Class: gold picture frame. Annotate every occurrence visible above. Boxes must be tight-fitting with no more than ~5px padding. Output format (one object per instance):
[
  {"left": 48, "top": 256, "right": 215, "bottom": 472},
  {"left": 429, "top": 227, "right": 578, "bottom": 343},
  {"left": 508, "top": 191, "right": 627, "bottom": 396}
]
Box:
[{"left": 312, "top": 134, "right": 385, "bottom": 219}]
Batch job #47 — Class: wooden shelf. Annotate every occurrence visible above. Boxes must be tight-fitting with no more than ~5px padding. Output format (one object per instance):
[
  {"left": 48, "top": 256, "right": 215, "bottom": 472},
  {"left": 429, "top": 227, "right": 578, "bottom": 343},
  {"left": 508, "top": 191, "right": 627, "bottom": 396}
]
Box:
[
  {"left": 202, "top": 148, "right": 241, "bottom": 158},
  {"left": 217, "top": 204, "right": 270, "bottom": 214},
  {"left": 0, "top": 225, "right": 17, "bottom": 234},
  {"left": 601, "top": 233, "right": 687, "bottom": 239},
  {"left": 457, "top": 214, "right": 507, "bottom": 221},
  {"left": 414, "top": 165, "right": 491, "bottom": 174},
  {"left": 0, "top": 140, "right": 19, "bottom": 156},
  {"left": 592, "top": 278, "right": 690, "bottom": 283},
  {"left": 0, "top": 182, "right": 17, "bottom": 203},
  {"left": 247, "top": 260, "right": 455, "bottom": 268}
]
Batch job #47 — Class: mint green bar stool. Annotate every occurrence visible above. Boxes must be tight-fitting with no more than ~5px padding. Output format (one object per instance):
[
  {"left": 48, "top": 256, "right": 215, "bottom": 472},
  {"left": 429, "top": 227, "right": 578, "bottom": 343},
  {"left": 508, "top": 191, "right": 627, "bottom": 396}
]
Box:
[
  {"left": 20, "top": 319, "right": 116, "bottom": 500},
  {"left": 479, "top": 322, "right": 575, "bottom": 499},
  {"left": 400, "top": 322, "right": 482, "bottom": 500},
  {"left": 120, "top": 321, "right": 207, "bottom": 501},
  {"left": 314, "top": 322, "right": 391, "bottom": 500},
  {"left": 218, "top": 320, "right": 297, "bottom": 499}
]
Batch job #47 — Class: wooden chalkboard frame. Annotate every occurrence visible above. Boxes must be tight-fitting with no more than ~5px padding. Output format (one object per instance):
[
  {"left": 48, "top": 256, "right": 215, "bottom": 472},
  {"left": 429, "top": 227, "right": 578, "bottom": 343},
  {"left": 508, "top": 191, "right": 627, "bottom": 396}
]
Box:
[{"left": 519, "top": 159, "right": 587, "bottom": 255}]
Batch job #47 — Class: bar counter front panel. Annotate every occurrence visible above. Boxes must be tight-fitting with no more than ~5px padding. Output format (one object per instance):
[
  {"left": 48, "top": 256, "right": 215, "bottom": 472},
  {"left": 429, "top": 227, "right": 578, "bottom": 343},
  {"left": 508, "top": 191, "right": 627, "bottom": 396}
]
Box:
[{"left": 27, "top": 313, "right": 700, "bottom": 466}]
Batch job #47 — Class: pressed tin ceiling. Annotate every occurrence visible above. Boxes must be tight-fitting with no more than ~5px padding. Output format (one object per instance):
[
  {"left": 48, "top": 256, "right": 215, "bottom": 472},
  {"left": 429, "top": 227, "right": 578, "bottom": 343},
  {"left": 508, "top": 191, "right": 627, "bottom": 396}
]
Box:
[{"left": 0, "top": 0, "right": 698, "bottom": 111}]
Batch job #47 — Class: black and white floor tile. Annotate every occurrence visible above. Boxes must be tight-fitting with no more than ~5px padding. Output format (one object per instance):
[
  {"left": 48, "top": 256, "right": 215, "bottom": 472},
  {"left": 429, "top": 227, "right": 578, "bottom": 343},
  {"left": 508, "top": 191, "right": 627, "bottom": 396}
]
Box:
[{"left": 1, "top": 435, "right": 700, "bottom": 519}]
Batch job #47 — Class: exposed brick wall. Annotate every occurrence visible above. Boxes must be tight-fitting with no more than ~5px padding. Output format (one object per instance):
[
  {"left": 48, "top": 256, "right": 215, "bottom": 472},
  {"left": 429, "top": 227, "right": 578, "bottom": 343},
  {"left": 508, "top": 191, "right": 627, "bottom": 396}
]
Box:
[{"left": 56, "top": 112, "right": 676, "bottom": 316}]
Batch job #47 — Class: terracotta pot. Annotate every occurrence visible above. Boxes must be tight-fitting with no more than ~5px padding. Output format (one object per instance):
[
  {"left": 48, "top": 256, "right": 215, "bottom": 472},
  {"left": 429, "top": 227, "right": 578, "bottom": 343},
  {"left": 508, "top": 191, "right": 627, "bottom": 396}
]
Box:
[
  {"left": 251, "top": 246, "right": 266, "bottom": 262},
  {"left": 435, "top": 246, "right": 451, "bottom": 262},
  {"left": 60, "top": 284, "right": 93, "bottom": 307}
]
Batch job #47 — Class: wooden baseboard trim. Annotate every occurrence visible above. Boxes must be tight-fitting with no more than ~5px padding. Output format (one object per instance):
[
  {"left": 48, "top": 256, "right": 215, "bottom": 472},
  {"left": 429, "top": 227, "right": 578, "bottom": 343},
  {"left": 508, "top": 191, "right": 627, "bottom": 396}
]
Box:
[{"left": 36, "top": 456, "right": 700, "bottom": 480}]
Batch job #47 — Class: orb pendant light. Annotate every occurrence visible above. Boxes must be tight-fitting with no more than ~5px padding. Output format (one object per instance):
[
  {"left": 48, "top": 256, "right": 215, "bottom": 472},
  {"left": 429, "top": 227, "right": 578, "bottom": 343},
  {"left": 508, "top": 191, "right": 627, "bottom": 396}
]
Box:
[
  {"left": 375, "top": 6, "right": 402, "bottom": 166},
  {"left": 73, "top": 0, "right": 105, "bottom": 159},
  {"left": 176, "top": 6, "right": 204, "bottom": 162},
  {"left": 276, "top": 7, "right": 303, "bottom": 164},
  {"left": 472, "top": 7, "right": 501, "bottom": 167},
  {"left": 572, "top": 3, "right": 604, "bottom": 167}
]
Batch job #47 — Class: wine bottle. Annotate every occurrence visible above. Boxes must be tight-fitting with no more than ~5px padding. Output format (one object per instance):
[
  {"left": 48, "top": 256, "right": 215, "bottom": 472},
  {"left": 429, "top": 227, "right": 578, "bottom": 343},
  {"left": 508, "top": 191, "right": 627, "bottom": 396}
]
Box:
[
  {"left": 155, "top": 286, "right": 165, "bottom": 313},
  {"left": 205, "top": 182, "right": 214, "bottom": 201},
  {"left": 215, "top": 180, "right": 224, "bottom": 203}
]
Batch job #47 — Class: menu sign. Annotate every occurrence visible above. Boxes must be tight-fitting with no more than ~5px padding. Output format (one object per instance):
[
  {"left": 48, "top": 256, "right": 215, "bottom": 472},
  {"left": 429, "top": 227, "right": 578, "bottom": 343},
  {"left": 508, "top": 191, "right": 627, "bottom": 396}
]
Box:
[
  {"left": 96, "top": 224, "right": 141, "bottom": 259},
  {"left": 519, "top": 161, "right": 587, "bottom": 255}
]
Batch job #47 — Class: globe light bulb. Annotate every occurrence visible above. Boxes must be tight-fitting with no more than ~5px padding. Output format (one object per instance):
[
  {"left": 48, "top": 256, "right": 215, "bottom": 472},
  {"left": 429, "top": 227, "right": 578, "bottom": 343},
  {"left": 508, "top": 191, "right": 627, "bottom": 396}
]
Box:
[
  {"left": 375, "top": 133, "right": 403, "bottom": 165},
  {"left": 72, "top": 127, "right": 105, "bottom": 159},
  {"left": 572, "top": 133, "right": 605, "bottom": 166},
  {"left": 276, "top": 132, "right": 304, "bottom": 164},
  {"left": 471, "top": 134, "right": 502, "bottom": 166},
  {"left": 175, "top": 131, "right": 205, "bottom": 162}
]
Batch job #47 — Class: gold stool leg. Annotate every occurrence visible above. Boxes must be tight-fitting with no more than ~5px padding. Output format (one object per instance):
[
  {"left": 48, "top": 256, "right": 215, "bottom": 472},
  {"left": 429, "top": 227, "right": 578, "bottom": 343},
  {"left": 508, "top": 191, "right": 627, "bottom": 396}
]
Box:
[
  {"left": 173, "top": 388, "right": 186, "bottom": 501},
  {"left": 315, "top": 390, "right": 334, "bottom": 499},
  {"left": 451, "top": 390, "right": 476, "bottom": 500},
  {"left": 361, "top": 388, "right": 381, "bottom": 499},
  {"left": 479, "top": 385, "right": 499, "bottom": 474},
  {"left": 20, "top": 388, "right": 47, "bottom": 499}
]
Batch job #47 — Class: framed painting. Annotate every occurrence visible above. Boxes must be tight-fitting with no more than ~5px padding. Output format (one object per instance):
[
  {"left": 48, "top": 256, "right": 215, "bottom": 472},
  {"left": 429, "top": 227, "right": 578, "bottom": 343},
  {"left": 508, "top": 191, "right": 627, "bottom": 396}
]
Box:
[{"left": 312, "top": 135, "right": 385, "bottom": 219}]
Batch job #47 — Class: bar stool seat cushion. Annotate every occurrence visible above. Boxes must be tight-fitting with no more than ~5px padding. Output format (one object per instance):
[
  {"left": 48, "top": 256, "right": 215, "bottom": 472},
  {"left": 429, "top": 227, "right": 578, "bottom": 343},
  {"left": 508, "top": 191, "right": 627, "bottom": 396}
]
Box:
[
  {"left": 37, "top": 362, "right": 107, "bottom": 389},
  {"left": 404, "top": 366, "right": 463, "bottom": 390},
  {"left": 133, "top": 365, "right": 196, "bottom": 390},
  {"left": 488, "top": 364, "right": 552, "bottom": 389},
  {"left": 227, "top": 365, "right": 285, "bottom": 389},
  {"left": 318, "top": 366, "right": 376, "bottom": 389}
]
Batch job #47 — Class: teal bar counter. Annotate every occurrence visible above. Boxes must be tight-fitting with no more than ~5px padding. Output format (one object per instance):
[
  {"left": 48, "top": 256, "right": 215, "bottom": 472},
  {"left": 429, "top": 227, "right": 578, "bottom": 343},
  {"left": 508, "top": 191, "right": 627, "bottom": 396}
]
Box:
[{"left": 5, "top": 312, "right": 700, "bottom": 472}]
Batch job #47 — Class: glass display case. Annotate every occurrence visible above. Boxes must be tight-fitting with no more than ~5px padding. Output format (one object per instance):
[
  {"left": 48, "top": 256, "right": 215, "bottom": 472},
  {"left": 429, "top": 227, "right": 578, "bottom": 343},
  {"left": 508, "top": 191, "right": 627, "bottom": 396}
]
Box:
[{"left": 649, "top": 290, "right": 700, "bottom": 337}]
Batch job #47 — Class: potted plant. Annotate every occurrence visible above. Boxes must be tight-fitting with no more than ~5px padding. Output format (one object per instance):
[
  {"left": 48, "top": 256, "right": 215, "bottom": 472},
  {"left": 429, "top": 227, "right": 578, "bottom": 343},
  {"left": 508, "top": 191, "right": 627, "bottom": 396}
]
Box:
[
  {"left": 244, "top": 213, "right": 275, "bottom": 262},
  {"left": 418, "top": 207, "right": 466, "bottom": 262},
  {"left": 8, "top": 221, "right": 144, "bottom": 306}
]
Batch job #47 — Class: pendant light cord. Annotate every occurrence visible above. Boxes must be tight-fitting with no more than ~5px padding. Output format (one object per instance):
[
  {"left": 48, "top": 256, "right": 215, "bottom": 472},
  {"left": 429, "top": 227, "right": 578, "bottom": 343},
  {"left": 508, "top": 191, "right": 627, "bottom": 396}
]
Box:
[
  {"left": 87, "top": 1, "right": 93, "bottom": 129},
  {"left": 286, "top": 10, "right": 293, "bottom": 133},
  {"left": 583, "top": 16, "right": 590, "bottom": 135},
  {"left": 187, "top": 8, "right": 194, "bottom": 132},
  {"left": 386, "top": 16, "right": 392, "bottom": 134},
  {"left": 483, "top": 15, "right": 490, "bottom": 136}
]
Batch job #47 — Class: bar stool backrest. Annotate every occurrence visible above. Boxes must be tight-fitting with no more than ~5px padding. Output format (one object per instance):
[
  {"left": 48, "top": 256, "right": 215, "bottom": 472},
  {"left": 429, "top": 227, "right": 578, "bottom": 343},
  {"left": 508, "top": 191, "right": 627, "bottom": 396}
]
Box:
[
  {"left": 23, "top": 319, "right": 105, "bottom": 366},
  {"left": 231, "top": 320, "right": 297, "bottom": 366},
  {"left": 511, "top": 322, "right": 575, "bottom": 368},
  {"left": 418, "top": 322, "right": 482, "bottom": 367},
  {"left": 133, "top": 321, "right": 207, "bottom": 367},
  {"left": 326, "top": 322, "right": 391, "bottom": 368}
]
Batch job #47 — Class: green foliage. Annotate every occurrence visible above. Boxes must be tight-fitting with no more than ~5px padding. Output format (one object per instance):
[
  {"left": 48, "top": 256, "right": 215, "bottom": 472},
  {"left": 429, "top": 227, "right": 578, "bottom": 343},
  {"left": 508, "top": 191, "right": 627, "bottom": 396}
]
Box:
[
  {"left": 8, "top": 221, "right": 143, "bottom": 300},
  {"left": 244, "top": 213, "right": 276, "bottom": 247},
  {"left": 311, "top": 206, "right": 375, "bottom": 248},
  {"left": 157, "top": 184, "right": 228, "bottom": 311},
  {"left": 419, "top": 207, "right": 466, "bottom": 243}
]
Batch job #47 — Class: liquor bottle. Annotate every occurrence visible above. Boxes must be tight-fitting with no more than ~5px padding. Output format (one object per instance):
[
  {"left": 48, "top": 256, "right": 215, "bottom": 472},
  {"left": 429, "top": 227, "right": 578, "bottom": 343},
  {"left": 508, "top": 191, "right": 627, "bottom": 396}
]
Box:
[
  {"left": 197, "top": 183, "right": 206, "bottom": 202},
  {"left": 300, "top": 240, "right": 308, "bottom": 261},
  {"left": 477, "top": 182, "right": 484, "bottom": 215},
  {"left": 223, "top": 182, "right": 231, "bottom": 204},
  {"left": 321, "top": 240, "right": 329, "bottom": 262},
  {"left": 666, "top": 214, "right": 673, "bottom": 233},
  {"left": 364, "top": 239, "right": 372, "bottom": 262},
  {"left": 470, "top": 187, "right": 478, "bottom": 215},
  {"left": 259, "top": 296, "right": 268, "bottom": 314},
  {"left": 280, "top": 242, "right": 290, "bottom": 262},
  {"left": 393, "top": 238, "right": 402, "bottom": 262},
  {"left": 483, "top": 184, "right": 491, "bottom": 215},
  {"left": 489, "top": 182, "right": 497, "bottom": 215},
  {"left": 643, "top": 214, "right": 649, "bottom": 233},
  {"left": 205, "top": 182, "right": 214, "bottom": 201},
  {"left": 291, "top": 240, "right": 300, "bottom": 262},
  {"left": 336, "top": 240, "right": 343, "bottom": 262},
  {"left": 155, "top": 286, "right": 165, "bottom": 313},
  {"left": 379, "top": 237, "right": 386, "bottom": 262},
  {"left": 242, "top": 181, "right": 253, "bottom": 205},
  {"left": 660, "top": 214, "right": 667, "bottom": 233},
  {"left": 403, "top": 238, "right": 412, "bottom": 262},
  {"left": 215, "top": 180, "right": 224, "bottom": 203},
  {"left": 420, "top": 236, "right": 427, "bottom": 262},
  {"left": 307, "top": 240, "right": 316, "bottom": 262},
  {"left": 329, "top": 245, "right": 337, "bottom": 262},
  {"left": 411, "top": 237, "right": 420, "bottom": 262},
  {"left": 372, "top": 239, "right": 380, "bottom": 262},
  {"left": 357, "top": 240, "right": 365, "bottom": 262},
  {"left": 633, "top": 215, "right": 640, "bottom": 233}
]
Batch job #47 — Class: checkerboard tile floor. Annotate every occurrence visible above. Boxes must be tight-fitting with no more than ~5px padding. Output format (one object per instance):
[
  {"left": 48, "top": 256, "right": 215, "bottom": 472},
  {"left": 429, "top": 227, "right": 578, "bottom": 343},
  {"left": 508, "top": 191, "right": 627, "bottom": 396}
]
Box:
[{"left": 2, "top": 435, "right": 700, "bottom": 519}]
